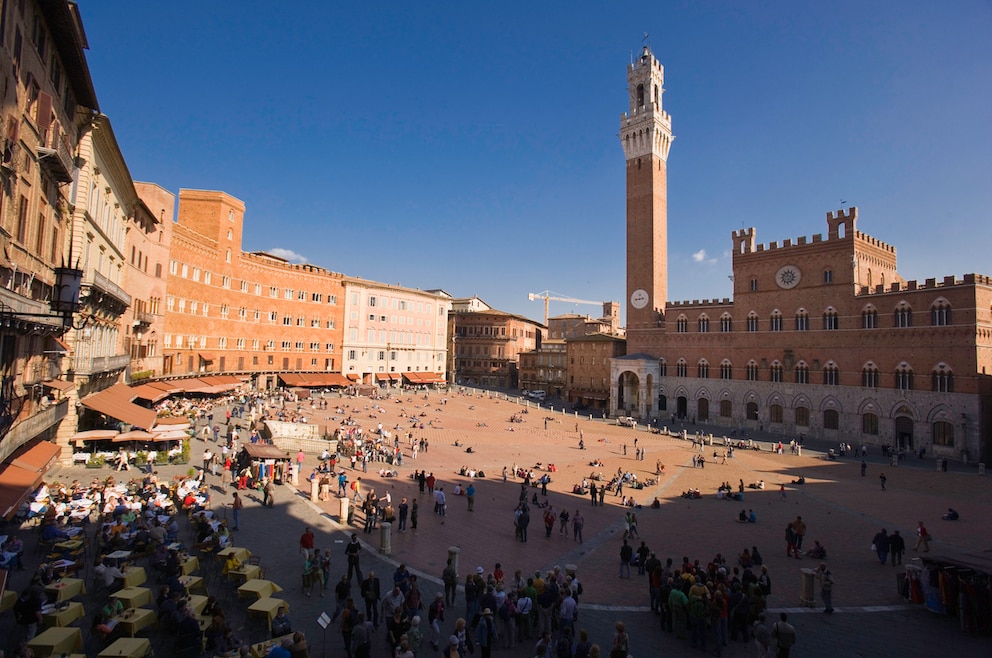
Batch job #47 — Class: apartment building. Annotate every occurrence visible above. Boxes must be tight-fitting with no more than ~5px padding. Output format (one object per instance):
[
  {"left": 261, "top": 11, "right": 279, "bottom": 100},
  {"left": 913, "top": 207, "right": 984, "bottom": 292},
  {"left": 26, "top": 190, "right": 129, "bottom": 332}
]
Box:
[{"left": 450, "top": 304, "right": 543, "bottom": 389}]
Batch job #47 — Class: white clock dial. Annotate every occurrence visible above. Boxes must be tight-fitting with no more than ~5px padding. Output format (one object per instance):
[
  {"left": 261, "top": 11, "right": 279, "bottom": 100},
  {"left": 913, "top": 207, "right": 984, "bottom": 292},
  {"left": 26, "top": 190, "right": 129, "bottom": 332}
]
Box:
[
  {"left": 776, "top": 265, "right": 802, "bottom": 289},
  {"left": 630, "top": 289, "right": 649, "bottom": 309}
]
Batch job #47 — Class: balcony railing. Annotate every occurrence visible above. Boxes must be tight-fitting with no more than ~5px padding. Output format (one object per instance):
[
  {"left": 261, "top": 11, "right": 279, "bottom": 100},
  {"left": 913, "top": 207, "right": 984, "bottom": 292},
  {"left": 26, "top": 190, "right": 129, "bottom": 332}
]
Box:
[
  {"left": 73, "top": 353, "right": 131, "bottom": 376},
  {"left": 0, "top": 398, "right": 67, "bottom": 463},
  {"left": 36, "top": 136, "right": 73, "bottom": 183},
  {"left": 133, "top": 311, "right": 154, "bottom": 326},
  {"left": 85, "top": 271, "right": 131, "bottom": 309}
]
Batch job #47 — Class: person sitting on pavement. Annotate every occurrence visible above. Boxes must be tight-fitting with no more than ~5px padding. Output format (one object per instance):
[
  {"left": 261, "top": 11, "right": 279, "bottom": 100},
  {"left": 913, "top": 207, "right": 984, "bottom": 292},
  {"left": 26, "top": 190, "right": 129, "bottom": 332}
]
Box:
[{"left": 942, "top": 507, "right": 960, "bottom": 520}]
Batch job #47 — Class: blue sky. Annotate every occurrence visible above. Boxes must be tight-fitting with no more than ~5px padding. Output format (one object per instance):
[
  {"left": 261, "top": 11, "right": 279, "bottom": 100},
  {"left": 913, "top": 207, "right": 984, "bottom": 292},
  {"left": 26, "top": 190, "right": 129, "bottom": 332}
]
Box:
[{"left": 78, "top": 0, "right": 991, "bottom": 324}]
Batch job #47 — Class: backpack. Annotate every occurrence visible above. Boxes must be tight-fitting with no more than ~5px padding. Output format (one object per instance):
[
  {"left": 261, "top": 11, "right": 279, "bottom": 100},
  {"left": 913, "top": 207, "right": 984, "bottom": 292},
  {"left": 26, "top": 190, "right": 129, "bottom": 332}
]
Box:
[
  {"left": 351, "top": 481, "right": 358, "bottom": 491},
  {"left": 498, "top": 600, "right": 515, "bottom": 620},
  {"left": 689, "top": 595, "right": 707, "bottom": 619},
  {"left": 774, "top": 622, "right": 796, "bottom": 648},
  {"left": 556, "top": 635, "right": 571, "bottom": 658}
]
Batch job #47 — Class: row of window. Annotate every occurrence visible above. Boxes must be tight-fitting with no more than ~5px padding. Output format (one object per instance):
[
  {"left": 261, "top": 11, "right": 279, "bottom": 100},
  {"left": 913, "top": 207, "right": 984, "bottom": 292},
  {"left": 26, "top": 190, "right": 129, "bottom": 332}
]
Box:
[
  {"left": 675, "top": 302, "right": 952, "bottom": 333},
  {"left": 660, "top": 360, "right": 954, "bottom": 392},
  {"left": 366, "top": 295, "right": 434, "bottom": 314},
  {"left": 164, "top": 334, "right": 336, "bottom": 352},
  {"left": 164, "top": 297, "right": 337, "bottom": 328},
  {"left": 168, "top": 261, "right": 339, "bottom": 304}
]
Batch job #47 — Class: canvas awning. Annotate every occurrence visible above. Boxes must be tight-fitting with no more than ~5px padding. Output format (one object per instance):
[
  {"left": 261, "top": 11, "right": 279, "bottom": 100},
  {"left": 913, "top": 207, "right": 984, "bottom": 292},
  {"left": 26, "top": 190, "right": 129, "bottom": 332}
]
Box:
[
  {"left": 80, "top": 384, "right": 158, "bottom": 430},
  {"left": 0, "top": 463, "right": 44, "bottom": 519},
  {"left": 243, "top": 444, "right": 291, "bottom": 460},
  {"left": 198, "top": 352, "right": 216, "bottom": 362},
  {"left": 70, "top": 429, "right": 120, "bottom": 442},
  {"left": 9, "top": 440, "right": 61, "bottom": 473},
  {"left": 41, "top": 379, "right": 75, "bottom": 392},
  {"left": 129, "top": 383, "right": 172, "bottom": 402}
]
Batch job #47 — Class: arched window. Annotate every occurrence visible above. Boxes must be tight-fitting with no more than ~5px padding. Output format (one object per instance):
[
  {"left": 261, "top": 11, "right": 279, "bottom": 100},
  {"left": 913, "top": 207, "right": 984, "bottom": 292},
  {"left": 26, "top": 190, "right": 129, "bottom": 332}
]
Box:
[
  {"left": 720, "top": 313, "right": 733, "bottom": 332},
  {"left": 225, "top": 249, "right": 232, "bottom": 263},
  {"left": 933, "top": 421, "right": 954, "bottom": 447},
  {"left": 720, "top": 400, "right": 732, "bottom": 418},
  {"left": 823, "top": 307, "right": 838, "bottom": 330},
  {"left": 931, "top": 300, "right": 952, "bottom": 326},
  {"left": 657, "top": 394, "right": 667, "bottom": 411},
  {"left": 862, "top": 413, "right": 879, "bottom": 435},
  {"left": 676, "top": 359, "right": 687, "bottom": 378},
  {"left": 862, "top": 363, "right": 879, "bottom": 388},
  {"left": 746, "top": 312, "right": 758, "bottom": 332},
  {"left": 636, "top": 84, "right": 645, "bottom": 107},
  {"left": 770, "top": 311, "right": 783, "bottom": 332},
  {"left": 746, "top": 401, "right": 759, "bottom": 420},
  {"left": 795, "top": 362, "right": 809, "bottom": 385},
  {"left": 676, "top": 315, "right": 688, "bottom": 333},
  {"left": 895, "top": 363, "right": 914, "bottom": 390},
  {"left": 823, "top": 409, "right": 839, "bottom": 430},
  {"left": 823, "top": 362, "right": 839, "bottom": 386},
  {"left": 895, "top": 303, "right": 913, "bottom": 328},
  {"left": 698, "top": 314, "right": 709, "bottom": 333},
  {"left": 795, "top": 407, "right": 810, "bottom": 427},
  {"left": 745, "top": 360, "right": 758, "bottom": 381},
  {"left": 697, "top": 359, "right": 709, "bottom": 379},
  {"left": 932, "top": 365, "right": 954, "bottom": 392},
  {"left": 770, "top": 361, "right": 783, "bottom": 383},
  {"left": 658, "top": 359, "right": 667, "bottom": 377},
  {"left": 769, "top": 404, "right": 783, "bottom": 423},
  {"left": 862, "top": 306, "right": 878, "bottom": 329},
  {"left": 795, "top": 309, "right": 809, "bottom": 331},
  {"left": 749, "top": 277, "right": 758, "bottom": 291},
  {"left": 719, "top": 360, "right": 733, "bottom": 380},
  {"left": 823, "top": 269, "right": 833, "bottom": 283}
]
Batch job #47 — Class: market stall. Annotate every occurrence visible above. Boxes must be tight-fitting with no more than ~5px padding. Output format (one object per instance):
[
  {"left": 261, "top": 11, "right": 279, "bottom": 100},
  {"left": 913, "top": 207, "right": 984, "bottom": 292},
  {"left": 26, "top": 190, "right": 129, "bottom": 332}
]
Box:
[
  {"left": 240, "top": 444, "right": 291, "bottom": 484},
  {"left": 909, "top": 553, "right": 992, "bottom": 635}
]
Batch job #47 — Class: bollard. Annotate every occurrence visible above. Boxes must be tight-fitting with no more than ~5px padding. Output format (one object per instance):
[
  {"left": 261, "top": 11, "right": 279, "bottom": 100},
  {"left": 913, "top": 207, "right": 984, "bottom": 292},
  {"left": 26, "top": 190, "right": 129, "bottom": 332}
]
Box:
[
  {"left": 448, "top": 546, "right": 461, "bottom": 582},
  {"left": 338, "top": 497, "right": 350, "bottom": 524},
  {"left": 979, "top": 463, "right": 986, "bottom": 476},
  {"left": 800, "top": 568, "right": 816, "bottom": 607},
  {"left": 380, "top": 522, "right": 392, "bottom": 555},
  {"left": 310, "top": 478, "right": 319, "bottom": 503}
]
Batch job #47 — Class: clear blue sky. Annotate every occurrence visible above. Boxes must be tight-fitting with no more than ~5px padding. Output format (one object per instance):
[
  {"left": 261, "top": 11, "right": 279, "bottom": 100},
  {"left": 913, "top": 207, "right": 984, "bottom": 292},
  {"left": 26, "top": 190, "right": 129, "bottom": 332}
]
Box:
[{"left": 79, "top": 0, "right": 991, "bottom": 324}]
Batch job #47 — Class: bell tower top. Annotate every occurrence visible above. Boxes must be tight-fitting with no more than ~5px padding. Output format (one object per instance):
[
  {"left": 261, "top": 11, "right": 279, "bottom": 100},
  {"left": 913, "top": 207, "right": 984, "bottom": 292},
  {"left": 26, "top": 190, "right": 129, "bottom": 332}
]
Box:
[{"left": 620, "top": 46, "right": 674, "bottom": 161}]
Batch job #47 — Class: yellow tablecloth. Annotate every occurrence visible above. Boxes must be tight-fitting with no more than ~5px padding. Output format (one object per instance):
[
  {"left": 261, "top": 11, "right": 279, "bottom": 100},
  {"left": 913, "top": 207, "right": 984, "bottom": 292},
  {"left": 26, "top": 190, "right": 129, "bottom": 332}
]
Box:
[
  {"left": 54, "top": 539, "right": 84, "bottom": 551},
  {"left": 188, "top": 593, "right": 209, "bottom": 615},
  {"left": 238, "top": 578, "right": 283, "bottom": 600},
  {"left": 42, "top": 601, "right": 85, "bottom": 628},
  {"left": 250, "top": 634, "right": 295, "bottom": 658},
  {"left": 216, "top": 546, "right": 251, "bottom": 562},
  {"left": 0, "top": 590, "right": 16, "bottom": 612},
  {"left": 227, "top": 564, "right": 261, "bottom": 583},
  {"left": 45, "top": 577, "right": 86, "bottom": 602},
  {"left": 247, "top": 597, "right": 288, "bottom": 632},
  {"left": 118, "top": 566, "right": 147, "bottom": 588},
  {"left": 114, "top": 587, "right": 152, "bottom": 609},
  {"left": 97, "top": 637, "right": 152, "bottom": 658},
  {"left": 180, "top": 556, "right": 199, "bottom": 575},
  {"left": 180, "top": 574, "right": 205, "bottom": 593},
  {"left": 112, "top": 608, "right": 157, "bottom": 637},
  {"left": 27, "top": 626, "right": 83, "bottom": 657}
]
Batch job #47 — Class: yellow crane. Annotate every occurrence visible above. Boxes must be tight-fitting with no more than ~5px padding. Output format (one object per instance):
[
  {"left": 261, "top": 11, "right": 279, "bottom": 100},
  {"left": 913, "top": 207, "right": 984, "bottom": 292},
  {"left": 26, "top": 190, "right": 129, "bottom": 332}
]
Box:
[{"left": 527, "top": 291, "right": 601, "bottom": 326}]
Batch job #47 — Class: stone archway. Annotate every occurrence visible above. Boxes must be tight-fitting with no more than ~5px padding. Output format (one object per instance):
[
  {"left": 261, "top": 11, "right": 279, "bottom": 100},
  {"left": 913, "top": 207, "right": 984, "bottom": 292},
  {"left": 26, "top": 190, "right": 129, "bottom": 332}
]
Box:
[
  {"left": 617, "top": 371, "right": 641, "bottom": 414},
  {"left": 895, "top": 416, "right": 914, "bottom": 449}
]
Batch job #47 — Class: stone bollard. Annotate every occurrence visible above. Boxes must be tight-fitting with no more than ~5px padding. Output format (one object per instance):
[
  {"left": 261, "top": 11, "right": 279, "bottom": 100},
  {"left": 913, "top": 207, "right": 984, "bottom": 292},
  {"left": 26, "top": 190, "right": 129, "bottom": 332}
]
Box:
[
  {"left": 448, "top": 546, "right": 461, "bottom": 582},
  {"left": 310, "top": 478, "right": 319, "bottom": 503},
  {"left": 707, "top": 434, "right": 713, "bottom": 446},
  {"left": 338, "top": 497, "right": 349, "bottom": 524},
  {"left": 800, "top": 568, "right": 816, "bottom": 607},
  {"left": 380, "top": 522, "right": 392, "bottom": 555}
]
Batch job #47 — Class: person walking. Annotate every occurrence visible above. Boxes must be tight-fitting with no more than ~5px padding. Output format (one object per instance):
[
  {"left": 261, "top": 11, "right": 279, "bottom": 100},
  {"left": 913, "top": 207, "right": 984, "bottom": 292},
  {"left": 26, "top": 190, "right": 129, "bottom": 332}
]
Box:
[
  {"left": 879, "top": 472, "right": 887, "bottom": 490},
  {"left": 914, "top": 521, "right": 931, "bottom": 552},
  {"left": 345, "top": 534, "right": 363, "bottom": 583},
  {"left": 861, "top": 460, "right": 867, "bottom": 476},
  {"left": 792, "top": 516, "right": 807, "bottom": 554},
  {"left": 872, "top": 528, "right": 890, "bottom": 565},
  {"left": 816, "top": 563, "right": 834, "bottom": 613},
  {"left": 231, "top": 492, "right": 243, "bottom": 531},
  {"left": 889, "top": 530, "right": 905, "bottom": 565},
  {"left": 771, "top": 612, "right": 797, "bottom": 657},
  {"left": 619, "top": 540, "right": 633, "bottom": 578},
  {"left": 572, "top": 510, "right": 584, "bottom": 543},
  {"left": 466, "top": 483, "right": 475, "bottom": 512}
]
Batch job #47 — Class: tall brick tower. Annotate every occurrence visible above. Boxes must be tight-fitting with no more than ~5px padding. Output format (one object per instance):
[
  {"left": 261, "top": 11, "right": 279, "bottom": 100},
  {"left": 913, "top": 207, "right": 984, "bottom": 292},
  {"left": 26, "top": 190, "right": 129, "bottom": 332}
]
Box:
[{"left": 620, "top": 46, "right": 673, "bottom": 332}]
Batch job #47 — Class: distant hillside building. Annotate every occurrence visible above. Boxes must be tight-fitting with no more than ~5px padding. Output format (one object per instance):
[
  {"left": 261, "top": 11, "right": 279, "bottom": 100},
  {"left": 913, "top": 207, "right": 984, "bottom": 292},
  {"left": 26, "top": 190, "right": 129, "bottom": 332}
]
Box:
[{"left": 611, "top": 46, "right": 992, "bottom": 463}]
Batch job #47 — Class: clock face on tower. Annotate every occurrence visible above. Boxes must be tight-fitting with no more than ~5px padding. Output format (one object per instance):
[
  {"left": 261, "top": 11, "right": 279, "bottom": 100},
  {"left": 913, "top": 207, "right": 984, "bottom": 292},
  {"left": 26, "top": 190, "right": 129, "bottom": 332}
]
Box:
[
  {"left": 630, "top": 289, "right": 649, "bottom": 309},
  {"left": 776, "top": 265, "right": 802, "bottom": 289}
]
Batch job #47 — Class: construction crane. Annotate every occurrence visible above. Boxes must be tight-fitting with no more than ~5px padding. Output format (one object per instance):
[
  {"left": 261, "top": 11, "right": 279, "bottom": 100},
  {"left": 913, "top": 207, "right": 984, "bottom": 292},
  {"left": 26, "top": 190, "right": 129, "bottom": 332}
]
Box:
[{"left": 527, "top": 291, "right": 601, "bottom": 326}]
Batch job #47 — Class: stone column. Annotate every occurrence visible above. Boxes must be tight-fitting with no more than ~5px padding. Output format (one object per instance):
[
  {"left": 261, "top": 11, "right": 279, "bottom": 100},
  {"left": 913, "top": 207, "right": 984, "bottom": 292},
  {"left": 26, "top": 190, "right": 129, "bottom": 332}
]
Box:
[
  {"left": 310, "top": 478, "right": 319, "bottom": 503},
  {"left": 447, "top": 546, "right": 461, "bottom": 582},
  {"left": 338, "top": 497, "right": 349, "bottom": 524},
  {"left": 380, "top": 522, "right": 392, "bottom": 555}
]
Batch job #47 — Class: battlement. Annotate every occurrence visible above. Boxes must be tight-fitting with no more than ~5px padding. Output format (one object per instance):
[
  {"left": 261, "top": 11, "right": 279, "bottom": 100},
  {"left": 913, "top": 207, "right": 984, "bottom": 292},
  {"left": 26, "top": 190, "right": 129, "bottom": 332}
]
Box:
[
  {"left": 667, "top": 298, "right": 734, "bottom": 309},
  {"left": 731, "top": 227, "right": 756, "bottom": 255},
  {"left": 855, "top": 273, "right": 992, "bottom": 296},
  {"left": 854, "top": 230, "right": 896, "bottom": 254}
]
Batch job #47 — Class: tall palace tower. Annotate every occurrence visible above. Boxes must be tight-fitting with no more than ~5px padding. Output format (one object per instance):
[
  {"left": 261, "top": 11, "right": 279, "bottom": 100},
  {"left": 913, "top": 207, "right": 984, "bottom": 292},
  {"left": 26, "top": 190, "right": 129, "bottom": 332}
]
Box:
[{"left": 621, "top": 46, "right": 674, "bottom": 334}]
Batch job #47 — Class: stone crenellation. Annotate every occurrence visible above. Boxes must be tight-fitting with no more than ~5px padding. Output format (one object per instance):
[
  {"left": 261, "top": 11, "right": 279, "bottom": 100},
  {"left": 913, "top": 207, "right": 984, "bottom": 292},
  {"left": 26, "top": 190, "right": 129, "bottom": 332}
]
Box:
[
  {"left": 668, "top": 298, "right": 733, "bottom": 308},
  {"left": 731, "top": 208, "right": 896, "bottom": 257},
  {"left": 856, "top": 273, "right": 992, "bottom": 296}
]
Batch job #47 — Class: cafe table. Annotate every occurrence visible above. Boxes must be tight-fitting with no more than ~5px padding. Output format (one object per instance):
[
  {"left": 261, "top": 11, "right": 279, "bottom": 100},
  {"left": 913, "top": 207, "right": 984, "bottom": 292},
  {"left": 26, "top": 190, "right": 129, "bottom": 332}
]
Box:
[
  {"left": 41, "top": 601, "right": 85, "bottom": 628},
  {"left": 187, "top": 593, "right": 209, "bottom": 615},
  {"left": 180, "top": 555, "right": 199, "bottom": 575},
  {"left": 227, "top": 563, "right": 260, "bottom": 583},
  {"left": 117, "top": 566, "right": 147, "bottom": 588},
  {"left": 216, "top": 546, "right": 251, "bottom": 562},
  {"left": 26, "top": 626, "right": 83, "bottom": 657},
  {"left": 97, "top": 637, "right": 152, "bottom": 658},
  {"left": 105, "top": 550, "right": 133, "bottom": 561},
  {"left": 53, "top": 539, "right": 84, "bottom": 552},
  {"left": 179, "top": 574, "right": 205, "bottom": 593},
  {"left": 112, "top": 607, "right": 157, "bottom": 637},
  {"left": 0, "top": 589, "right": 16, "bottom": 612},
  {"left": 250, "top": 634, "right": 294, "bottom": 658},
  {"left": 238, "top": 578, "right": 283, "bottom": 601},
  {"left": 113, "top": 586, "right": 152, "bottom": 609},
  {"left": 45, "top": 577, "right": 86, "bottom": 601},
  {"left": 247, "top": 597, "right": 288, "bottom": 633}
]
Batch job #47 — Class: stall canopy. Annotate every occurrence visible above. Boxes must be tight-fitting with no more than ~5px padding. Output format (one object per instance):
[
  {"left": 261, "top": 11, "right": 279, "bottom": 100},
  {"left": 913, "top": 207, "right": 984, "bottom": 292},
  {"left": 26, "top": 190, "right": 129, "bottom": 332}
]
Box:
[
  {"left": 70, "top": 429, "right": 120, "bottom": 442},
  {"left": 243, "top": 444, "right": 290, "bottom": 460},
  {"left": 9, "top": 440, "right": 61, "bottom": 473},
  {"left": 113, "top": 430, "right": 158, "bottom": 443},
  {"left": 80, "top": 384, "right": 158, "bottom": 430},
  {"left": 403, "top": 372, "right": 446, "bottom": 384},
  {"left": 129, "top": 381, "right": 175, "bottom": 403}
]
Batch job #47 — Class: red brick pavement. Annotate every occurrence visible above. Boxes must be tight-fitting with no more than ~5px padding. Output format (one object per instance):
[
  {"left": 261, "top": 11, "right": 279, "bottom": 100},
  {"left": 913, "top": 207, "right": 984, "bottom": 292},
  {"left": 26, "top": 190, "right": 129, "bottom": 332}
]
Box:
[{"left": 296, "top": 390, "right": 992, "bottom": 612}]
